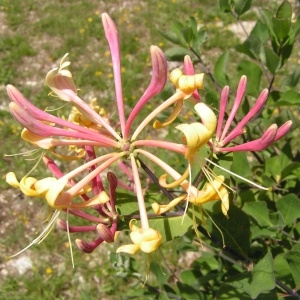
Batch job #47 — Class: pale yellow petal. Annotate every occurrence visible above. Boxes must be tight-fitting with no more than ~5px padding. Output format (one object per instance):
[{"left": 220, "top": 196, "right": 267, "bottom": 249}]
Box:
[
  {"left": 116, "top": 244, "right": 140, "bottom": 255},
  {"left": 6, "top": 172, "right": 20, "bottom": 188}
]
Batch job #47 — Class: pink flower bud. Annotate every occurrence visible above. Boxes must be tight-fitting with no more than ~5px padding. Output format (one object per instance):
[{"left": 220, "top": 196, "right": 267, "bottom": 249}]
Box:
[{"left": 96, "top": 224, "right": 115, "bottom": 243}]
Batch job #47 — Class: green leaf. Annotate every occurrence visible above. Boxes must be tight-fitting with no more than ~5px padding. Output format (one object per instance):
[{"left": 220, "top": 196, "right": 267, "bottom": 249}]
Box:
[
  {"left": 164, "top": 46, "right": 191, "bottom": 61},
  {"left": 274, "top": 253, "right": 295, "bottom": 287},
  {"left": 188, "top": 16, "right": 198, "bottom": 37},
  {"left": 249, "top": 20, "right": 269, "bottom": 44},
  {"left": 271, "top": 17, "right": 291, "bottom": 43},
  {"left": 193, "top": 29, "right": 207, "bottom": 50},
  {"left": 251, "top": 224, "right": 277, "bottom": 239},
  {"left": 233, "top": 0, "right": 252, "bottom": 16},
  {"left": 225, "top": 252, "right": 275, "bottom": 299},
  {"left": 275, "top": 0, "right": 292, "bottom": 19},
  {"left": 236, "top": 35, "right": 262, "bottom": 59},
  {"left": 177, "top": 282, "right": 204, "bottom": 299},
  {"left": 211, "top": 152, "right": 233, "bottom": 179},
  {"left": 259, "top": 8, "right": 273, "bottom": 28},
  {"left": 214, "top": 51, "right": 230, "bottom": 87},
  {"left": 265, "top": 154, "right": 290, "bottom": 182},
  {"left": 207, "top": 205, "right": 251, "bottom": 257},
  {"left": 237, "top": 60, "right": 262, "bottom": 96},
  {"left": 284, "top": 244, "right": 300, "bottom": 288},
  {"left": 159, "top": 30, "right": 184, "bottom": 46},
  {"left": 150, "top": 262, "right": 169, "bottom": 285},
  {"left": 219, "top": 0, "right": 231, "bottom": 13},
  {"left": 272, "top": 90, "right": 300, "bottom": 106},
  {"left": 182, "top": 26, "right": 194, "bottom": 45},
  {"left": 276, "top": 194, "right": 300, "bottom": 225},
  {"left": 284, "top": 67, "right": 300, "bottom": 87},
  {"left": 263, "top": 47, "right": 280, "bottom": 74},
  {"left": 217, "top": 284, "right": 253, "bottom": 299},
  {"left": 251, "top": 252, "right": 276, "bottom": 294},
  {"left": 281, "top": 162, "right": 300, "bottom": 181},
  {"left": 231, "top": 151, "right": 251, "bottom": 179},
  {"left": 243, "top": 201, "right": 273, "bottom": 227},
  {"left": 148, "top": 211, "right": 200, "bottom": 242},
  {"left": 180, "top": 269, "right": 202, "bottom": 286}
]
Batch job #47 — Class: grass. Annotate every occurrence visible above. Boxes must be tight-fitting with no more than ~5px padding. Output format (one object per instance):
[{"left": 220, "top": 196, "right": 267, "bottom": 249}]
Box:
[{"left": 0, "top": 0, "right": 299, "bottom": 299}]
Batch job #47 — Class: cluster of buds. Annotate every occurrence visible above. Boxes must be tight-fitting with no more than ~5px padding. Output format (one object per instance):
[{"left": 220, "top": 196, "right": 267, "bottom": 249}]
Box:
[{"left": 5, "top": 13, "right": 292, "bottom": 259}]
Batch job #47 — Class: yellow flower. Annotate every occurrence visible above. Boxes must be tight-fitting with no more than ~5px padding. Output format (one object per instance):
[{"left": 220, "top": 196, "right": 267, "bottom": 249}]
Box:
[
  {"left": 116, "top": 220, "right": 162, "bottom": 254},
  {"left": 176, "top": 103, "right": 217, "bottom": 160},
  {"left": 46, "top": 53, "right": 77, "bottom": 101},
  {"left": 189, "top": 175, "right": 229, "bottom": 216},
  {"left": 6, "top": 172, "right": 107, "bottom": 209}
]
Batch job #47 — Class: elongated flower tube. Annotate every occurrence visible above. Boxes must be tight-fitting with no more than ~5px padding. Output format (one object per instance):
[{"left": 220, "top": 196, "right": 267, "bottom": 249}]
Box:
[{"left": 213, "top": 76, "right": 292, "bottom": 152}]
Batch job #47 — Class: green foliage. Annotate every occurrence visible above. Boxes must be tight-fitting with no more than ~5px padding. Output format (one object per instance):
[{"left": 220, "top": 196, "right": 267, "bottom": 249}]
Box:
[
  {"left": 225, "top": 252, "right": 276, "bottom": 299},
  {"left": 151, "top": 0, "right": 299, "bottom": 298}
]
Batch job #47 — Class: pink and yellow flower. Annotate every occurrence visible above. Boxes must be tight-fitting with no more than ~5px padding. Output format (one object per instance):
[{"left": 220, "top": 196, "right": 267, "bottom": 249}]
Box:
[{"left": 6, "top": 13, "right": 207, "bottom": 255}]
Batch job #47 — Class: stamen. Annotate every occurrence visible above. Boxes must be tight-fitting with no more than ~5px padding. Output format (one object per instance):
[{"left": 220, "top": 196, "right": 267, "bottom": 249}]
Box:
[
  {"left": 203, "top": 207, "right": 226, "bottom": 247},
  {"left": 205, "top": 158, "right": 269, "bottom": 190},
  {"left": 8, "top": 210, "right": 61, "bottom": 258},
  {"left": 4, "top": 148, "right": 40, "bottom": 157},
  {"left": 66, "top": 208, "right": 75, "bottom": 268}
]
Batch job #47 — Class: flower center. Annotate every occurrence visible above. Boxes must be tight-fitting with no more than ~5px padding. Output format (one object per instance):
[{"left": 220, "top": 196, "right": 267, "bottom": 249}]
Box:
[{"left": 119, "top": 139, "right": 133, "bottom": 152}]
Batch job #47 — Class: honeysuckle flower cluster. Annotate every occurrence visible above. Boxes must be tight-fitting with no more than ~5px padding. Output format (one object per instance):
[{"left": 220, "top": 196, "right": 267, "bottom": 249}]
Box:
[{"left": 5, "top": 13, "right": 292, "bottom": 259}]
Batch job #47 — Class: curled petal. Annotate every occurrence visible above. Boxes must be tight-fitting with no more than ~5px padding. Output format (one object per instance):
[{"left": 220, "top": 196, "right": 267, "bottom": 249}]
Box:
[
  {"left": 46, "top": 54, "right": 77, "bottom": 101},
  {"left": 34, "top": 177, "right": 58, "bottom": 196},
  {"left": 89, "top": 191, "right": 110, "bottom": 204},
  {"left": 219, "top": 186, "right": 229, "bottom": 216},
  {"left": 170, "top": 68, "right": 204, "bottom": 98},
  {"left": 139, "top": 229, "right": 162, "bottom": 253},
  {"left": 194, "top": 102, "right": 217, "bottom": 134},
  {"left": 176, "top": 104, "right": 216, "bottom": 159},
  {"left": 21, "top": 129, "right": 53, "bottom": 149},
  {"left": 6, "top": 172, "right": 20, "bottom": 188},
  {"left": 130, "top": 228, "right": 162, "bottom": 253},
  {"left": 178, "top": 73, "right": 204, "bottom": 94},
  {"left": 177, "top": 123, "right": 209, "bottom": 159},
  {"left": 119, "top": 221, "right": 162, "bottom": 254},
  {"left": 20, "top": 176, "right": 39, "bottom": 196},
  {"left": 153, "top": 99, "right": 183, "bottom": 129},
  {"left": 129, "top": 219, "right": 140, "bottom": 231},
  {"left": 116, "top": 244, "right": 140, "bottom": 255},
  {"left": 159, "top": 167, "right": 189, "bottom": 189},
  {"left": 45, "top": 177, "right": 69, "bottom": 207},
  {"left": 152, "top": 195, "right": 187, "bottom": 215},
  {"left": 170, "top": 68, "right": 183, "bottom": 88},
  {"left": 189, "top": 176, "right": 225, "bottom": 205}
]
